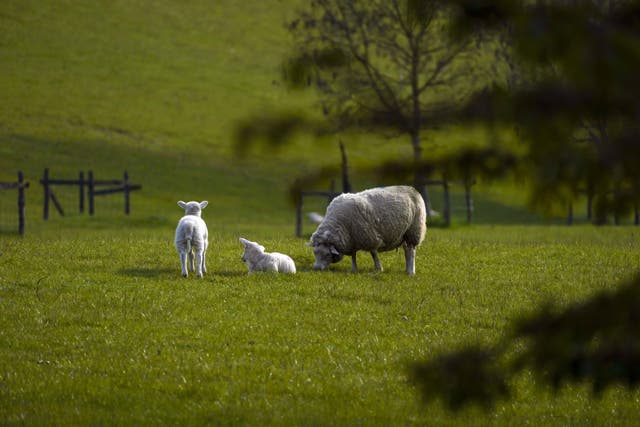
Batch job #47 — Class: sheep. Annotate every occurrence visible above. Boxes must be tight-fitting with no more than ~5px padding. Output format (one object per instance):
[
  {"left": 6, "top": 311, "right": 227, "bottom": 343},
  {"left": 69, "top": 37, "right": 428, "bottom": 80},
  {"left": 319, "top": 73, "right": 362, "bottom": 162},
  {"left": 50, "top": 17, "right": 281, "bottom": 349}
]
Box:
[
  {"left": 309, "top": 185, "right": 426, "bottom": 275},
  {"left": 174, "top": 200, "right": 209, "bottom": 277},
  {"left": 239, "top": 237, "right": 296, "bottom": 274}
]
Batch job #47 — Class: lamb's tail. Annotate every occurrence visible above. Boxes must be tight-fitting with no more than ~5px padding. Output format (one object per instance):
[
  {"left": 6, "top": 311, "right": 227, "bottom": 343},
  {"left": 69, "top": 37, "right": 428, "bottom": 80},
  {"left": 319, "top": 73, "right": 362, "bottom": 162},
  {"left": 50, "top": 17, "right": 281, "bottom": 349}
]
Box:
[{"left": 186, "top": 237, "right": 192, "bottom": 254}]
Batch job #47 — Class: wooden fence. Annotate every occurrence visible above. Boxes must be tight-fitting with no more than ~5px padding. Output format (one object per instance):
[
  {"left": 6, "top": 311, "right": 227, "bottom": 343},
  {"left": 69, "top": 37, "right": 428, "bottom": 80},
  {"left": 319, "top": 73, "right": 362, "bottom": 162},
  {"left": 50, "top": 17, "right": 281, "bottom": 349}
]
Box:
[
  {"left": 40, "top": 169, "right": 141, "bottom": 219},
  {"left": 295, "top": 179, "right": 475, "bottom": 236},
  {"left": 0, "top": 171, "right": 29, "bottom": 234}
]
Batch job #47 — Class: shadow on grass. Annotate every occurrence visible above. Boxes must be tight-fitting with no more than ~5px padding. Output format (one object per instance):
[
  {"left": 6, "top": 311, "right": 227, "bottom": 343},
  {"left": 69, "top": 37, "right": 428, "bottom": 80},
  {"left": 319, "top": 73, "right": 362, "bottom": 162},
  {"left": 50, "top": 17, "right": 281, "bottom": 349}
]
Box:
[{"left": 118, "top": 268, "right": 175, "bottom": 278}]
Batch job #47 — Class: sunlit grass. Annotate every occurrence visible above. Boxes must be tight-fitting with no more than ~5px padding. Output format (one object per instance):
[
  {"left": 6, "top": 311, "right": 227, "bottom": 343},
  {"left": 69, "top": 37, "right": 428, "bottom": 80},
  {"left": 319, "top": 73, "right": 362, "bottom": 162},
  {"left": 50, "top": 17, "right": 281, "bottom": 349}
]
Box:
[{"left": 1, "top": 225, "right": 639, "bottom": 425}]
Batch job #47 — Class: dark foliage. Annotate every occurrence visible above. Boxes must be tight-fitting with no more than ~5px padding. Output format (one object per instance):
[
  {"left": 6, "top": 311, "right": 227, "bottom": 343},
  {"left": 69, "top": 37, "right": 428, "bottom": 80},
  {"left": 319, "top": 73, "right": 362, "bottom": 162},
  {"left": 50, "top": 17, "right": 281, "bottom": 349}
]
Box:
[
  {"left": 410, "top": 1, "right": 640, "bottom": 410},
  {"left": 410, "top": 346, "right": 509, "bottom": 411},
  {"left": 411, "top": 275, "right": 640, "bottom": 409},
  {"left": 441, "top": 0, "right": 640, "bottom": 217},
  {"left": 513, "top": 274, "right": 640, "bottom": 395}
]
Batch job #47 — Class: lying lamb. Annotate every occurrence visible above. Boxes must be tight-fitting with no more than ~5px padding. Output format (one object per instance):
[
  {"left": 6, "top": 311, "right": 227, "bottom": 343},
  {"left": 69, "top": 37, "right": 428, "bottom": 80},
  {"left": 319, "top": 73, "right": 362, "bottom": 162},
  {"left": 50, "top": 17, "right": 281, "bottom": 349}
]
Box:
[
  {"left": 309, "top": 185, "right": 426, "bottom": 275},
  {"left": 239, "top": 237, "right": 296, "bottom": 274},
  {"left": 175, "top": 200, "right": 209, "bottom": 277}
]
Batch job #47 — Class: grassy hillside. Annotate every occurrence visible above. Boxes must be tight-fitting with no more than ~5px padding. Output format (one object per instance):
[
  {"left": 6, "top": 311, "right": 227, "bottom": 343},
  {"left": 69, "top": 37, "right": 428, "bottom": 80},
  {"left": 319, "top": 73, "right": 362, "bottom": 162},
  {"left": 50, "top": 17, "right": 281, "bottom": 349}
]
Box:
[
  {"left": 1, "top": 0, "right": 318, "bottom": 230},
  {"left": 0, "top": 0, "right": 562, "bottom": 232}
]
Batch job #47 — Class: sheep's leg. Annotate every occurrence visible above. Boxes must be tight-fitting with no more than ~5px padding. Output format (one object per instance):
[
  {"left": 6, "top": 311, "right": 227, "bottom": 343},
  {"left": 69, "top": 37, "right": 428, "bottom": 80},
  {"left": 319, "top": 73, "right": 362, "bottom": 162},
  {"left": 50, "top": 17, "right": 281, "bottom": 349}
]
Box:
[
  {"left": 195, "top": 250, "right": 204, "bottom": 278},
  {"left": 180, "top": 253, "right": 188, "bottom": 277},
  {"left": 351, "top": 254, "right": 358, "bottom": 273},
  {"left": 188, "top": 250, "right": 195, "bottom": 272},
  {"left": 201, "top": 247, "right": 207, "bottom": 273},
  {"left": 403, "top": 243, "right": 416, "bottom": 275},
  {"left": 370, "top": 251, "right": 383, "bottom": 271}
]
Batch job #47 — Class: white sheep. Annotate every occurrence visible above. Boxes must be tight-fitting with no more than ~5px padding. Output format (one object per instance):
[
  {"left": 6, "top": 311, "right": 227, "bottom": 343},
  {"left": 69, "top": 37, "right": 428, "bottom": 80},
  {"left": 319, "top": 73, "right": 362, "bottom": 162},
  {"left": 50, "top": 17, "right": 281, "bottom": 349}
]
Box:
[
  {"left": 309, "top": 185, "right": 426, "bottom": 275},
  {"left": 239, "top": 237, "right": 296, "bottom": 274},
  {"left": 174, "top": 200, "right": 209, "bottom": 277}
]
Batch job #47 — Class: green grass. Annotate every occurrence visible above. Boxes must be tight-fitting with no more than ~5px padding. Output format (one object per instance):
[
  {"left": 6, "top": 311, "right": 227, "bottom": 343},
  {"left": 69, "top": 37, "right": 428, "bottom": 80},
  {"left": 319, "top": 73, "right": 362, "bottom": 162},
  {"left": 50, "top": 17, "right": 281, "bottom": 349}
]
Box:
[
  {"left": 1, "top": 225, "right": 640, "bottom": 426},
  {"left": 2, "top": 0, "right": 640, "bottom": 425}
]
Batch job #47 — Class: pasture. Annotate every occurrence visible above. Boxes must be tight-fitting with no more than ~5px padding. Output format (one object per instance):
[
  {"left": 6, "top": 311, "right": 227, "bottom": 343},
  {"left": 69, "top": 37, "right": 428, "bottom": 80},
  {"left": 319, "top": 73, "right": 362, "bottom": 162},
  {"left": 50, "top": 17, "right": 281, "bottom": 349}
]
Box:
[
  {"left": 2, "top": 0, "right": 640, "bottom": 425},
  {"left": 1, "top": 224, "right": 639, "bottom": 426}
]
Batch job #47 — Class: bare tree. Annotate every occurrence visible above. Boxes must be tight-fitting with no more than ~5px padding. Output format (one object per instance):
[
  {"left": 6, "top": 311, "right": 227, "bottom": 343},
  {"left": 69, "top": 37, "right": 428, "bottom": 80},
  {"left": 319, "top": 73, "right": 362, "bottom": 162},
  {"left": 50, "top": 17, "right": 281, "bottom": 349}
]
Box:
[{"left": 285, "top": 0, "right": 486, "bottom": 190}]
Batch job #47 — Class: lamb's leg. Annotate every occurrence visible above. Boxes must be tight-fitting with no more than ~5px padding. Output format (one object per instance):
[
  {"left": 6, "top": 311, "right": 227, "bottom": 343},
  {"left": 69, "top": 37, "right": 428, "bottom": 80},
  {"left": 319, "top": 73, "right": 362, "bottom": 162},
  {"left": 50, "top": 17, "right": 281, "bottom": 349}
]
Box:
[
  {"left": 180, "top": 252, "right": 188, "bottom": 277},
  {"left": 351, "top": 254, "right": 358, "bottom": 273},
  {"left": 188, "top": 250, "right": 195, "bottom": 272},
  {"left": 403, "top": 243, "right": 416, "bottom": 275},
  {"left": 202, "top": 247, "right": 207, "bottom": 273},
  {"left": 195, "top": 250, "right": 204, "bottom": 278},
  {"left": 370, "top": 251, "right": 383, "bottom": 271}
]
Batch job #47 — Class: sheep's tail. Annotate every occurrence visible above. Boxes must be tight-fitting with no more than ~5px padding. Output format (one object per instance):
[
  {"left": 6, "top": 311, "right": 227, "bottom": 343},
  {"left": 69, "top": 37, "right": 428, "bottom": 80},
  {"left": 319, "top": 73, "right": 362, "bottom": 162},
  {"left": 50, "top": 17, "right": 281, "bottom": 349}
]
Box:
[{"left": 186, "top": 237, "right": 192, "bottom": 253}]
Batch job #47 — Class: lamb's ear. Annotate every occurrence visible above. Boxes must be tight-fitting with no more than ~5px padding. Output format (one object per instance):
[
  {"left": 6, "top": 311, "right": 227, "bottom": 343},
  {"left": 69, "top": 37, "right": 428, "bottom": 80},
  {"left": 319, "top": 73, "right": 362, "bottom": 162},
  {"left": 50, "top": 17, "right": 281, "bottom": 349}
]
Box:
[
  {"left": 239, "top": 237, "right": 249, "bottom": 246},
  {"left": 178, "top": 201, "right": 187, "bottom": 209},
  {"left": 200, "top": 201, "right": 209, "bottom": 209}
]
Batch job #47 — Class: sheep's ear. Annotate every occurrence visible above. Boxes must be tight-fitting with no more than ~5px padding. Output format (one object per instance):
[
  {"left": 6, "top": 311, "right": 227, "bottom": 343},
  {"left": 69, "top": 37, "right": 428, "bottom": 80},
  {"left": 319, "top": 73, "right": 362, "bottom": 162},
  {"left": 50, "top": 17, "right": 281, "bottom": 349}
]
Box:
[
  {"left": 330, "top": 246, "right": 340, "bottom": 256},
  {"left": 306, "top": 242, "right": 315, "bottom": 247},
  {"left": 239, "top": 237, "right": 249, "bottom": 246},
  {"left": 200, "top": 201, "right": 208, "bottom": 209},
  {"left": 178, "top": 201, "right": 187, "bottom": 209}
]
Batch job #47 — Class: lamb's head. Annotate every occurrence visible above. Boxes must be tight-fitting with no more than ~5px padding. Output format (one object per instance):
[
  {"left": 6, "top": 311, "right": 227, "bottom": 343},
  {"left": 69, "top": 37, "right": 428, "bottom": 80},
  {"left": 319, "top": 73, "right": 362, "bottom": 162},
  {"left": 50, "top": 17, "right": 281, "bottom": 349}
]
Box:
[
  {"left": 239, "top": 237, "right": 265, "bottom": 263},
  {"left": 178, "top": 200, "right": 208, "bottom": 217},
  {"left": 309, "top": 230, "right": 343, "bottom": 270}
]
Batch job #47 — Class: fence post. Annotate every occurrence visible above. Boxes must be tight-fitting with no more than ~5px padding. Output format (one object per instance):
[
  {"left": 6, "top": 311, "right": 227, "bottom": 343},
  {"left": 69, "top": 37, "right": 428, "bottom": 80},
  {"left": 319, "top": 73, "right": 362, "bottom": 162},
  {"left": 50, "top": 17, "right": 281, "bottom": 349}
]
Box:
[
  {"left": 124, "top": 170, "right": 130, "bottom": 215},
  {"left": 79, "top": 171, "right": 85, "bottom": 213},
  {"left": 296, "top": 192, "right": 303, "bottom": 238},
  {"left": 18, "top": 171, "right": 26, "bottom": 235},
  {"left": 443, "top": 180, "right": 451, "bottom": 227},
  {"left": 42, "top": 168, "right": 50, "bottom": 220},
  {"left": 464, "top": 181, "right": 473, "bottom": 224},
  {"left": 88, "top": 170, "right": 95, "bottom": 216}
]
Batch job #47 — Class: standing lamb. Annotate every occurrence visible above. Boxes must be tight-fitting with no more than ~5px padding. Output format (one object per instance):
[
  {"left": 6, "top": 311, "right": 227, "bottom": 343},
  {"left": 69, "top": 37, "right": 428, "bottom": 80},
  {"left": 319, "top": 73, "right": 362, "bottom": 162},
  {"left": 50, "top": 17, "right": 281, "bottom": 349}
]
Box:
[
  {"left": 239, "top": 237, "right": 296, "bottom": 274},
  {"left": 175, "top": 200, "right": 209, "bottom": 277},
  {"left": 309, "top": 185, "right": 426, "bottom": 275}
]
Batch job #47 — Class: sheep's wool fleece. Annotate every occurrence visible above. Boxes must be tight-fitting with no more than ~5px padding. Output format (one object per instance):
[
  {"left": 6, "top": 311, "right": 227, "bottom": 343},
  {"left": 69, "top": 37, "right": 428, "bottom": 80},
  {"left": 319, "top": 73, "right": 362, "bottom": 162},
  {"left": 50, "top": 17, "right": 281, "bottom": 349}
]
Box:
[{"left": 311, "top": 185, "right": 426, "bottom": 255}]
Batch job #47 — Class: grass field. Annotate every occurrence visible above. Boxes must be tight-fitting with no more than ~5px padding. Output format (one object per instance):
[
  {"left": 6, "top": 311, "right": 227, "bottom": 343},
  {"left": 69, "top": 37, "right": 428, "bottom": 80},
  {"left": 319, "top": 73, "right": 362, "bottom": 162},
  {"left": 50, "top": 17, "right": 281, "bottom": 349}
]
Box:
[
  {"left": 1, "top": 225, "right": 640, "bottom": 426},
  {"left": 2, "top": 0, "right": 640, "bottom": 425}
]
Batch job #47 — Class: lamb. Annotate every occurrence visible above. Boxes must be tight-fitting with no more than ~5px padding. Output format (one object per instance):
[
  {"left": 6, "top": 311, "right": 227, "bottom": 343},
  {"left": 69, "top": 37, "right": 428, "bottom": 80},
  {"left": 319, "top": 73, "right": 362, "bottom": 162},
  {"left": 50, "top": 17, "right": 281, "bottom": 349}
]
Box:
[
  {"left": 309, "top": 185, "right": 426, "bottom": 275},
  {"left": 174, "top": 200, "right": 209, "bottom": 277},
  {"left": 239, "top": 237, "right": 296, "bottom": 274}
]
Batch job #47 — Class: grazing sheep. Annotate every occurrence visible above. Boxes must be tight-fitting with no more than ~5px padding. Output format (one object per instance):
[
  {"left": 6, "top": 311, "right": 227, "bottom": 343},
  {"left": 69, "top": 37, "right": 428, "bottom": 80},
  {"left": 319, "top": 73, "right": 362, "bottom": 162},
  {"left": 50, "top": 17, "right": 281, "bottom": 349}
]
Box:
[
  {"left": 175, "top": 200, "right": 209, "bottom": 277},
  {"left": 309, "top": 185, "right": 426, "bottom": 275},
  {"left": 239, "top": 237, "right": 296, "bottom": 274}
]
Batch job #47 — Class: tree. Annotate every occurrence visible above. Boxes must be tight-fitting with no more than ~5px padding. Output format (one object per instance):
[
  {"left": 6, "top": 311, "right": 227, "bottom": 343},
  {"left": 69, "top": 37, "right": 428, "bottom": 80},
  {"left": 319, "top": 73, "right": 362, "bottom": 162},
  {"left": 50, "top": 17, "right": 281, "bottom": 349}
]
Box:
[
  {"left": 410, "top": 0, "right": 640, "bottom": 410},
  {"left": 283, "top": 0, "right": 486, "bottom": 191}
]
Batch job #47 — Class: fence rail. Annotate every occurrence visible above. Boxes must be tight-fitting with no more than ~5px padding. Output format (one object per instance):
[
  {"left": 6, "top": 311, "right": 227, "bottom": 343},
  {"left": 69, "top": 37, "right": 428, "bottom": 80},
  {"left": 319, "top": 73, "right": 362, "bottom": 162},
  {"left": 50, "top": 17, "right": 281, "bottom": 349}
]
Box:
[
  {"left": 41, "top": 169, "right": 141, "bottom": 219},
  {"left": 0, "top": 171, "right": 29, "bottom": 234},
  {"left": 295, "top": 179, "right": 475, "bottom": 236}
]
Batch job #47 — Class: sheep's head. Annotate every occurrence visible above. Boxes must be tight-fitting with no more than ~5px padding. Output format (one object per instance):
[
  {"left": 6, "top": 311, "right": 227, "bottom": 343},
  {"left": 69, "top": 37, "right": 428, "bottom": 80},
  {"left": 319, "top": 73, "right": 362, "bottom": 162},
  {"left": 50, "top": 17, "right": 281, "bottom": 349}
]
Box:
[
  {"left": 309, "top": 231, "right": 343, "bottom": 270},
  {"left": 178, "top": 200, "right": 208, "bottom": 217},
  {"left": 239, "top": 237, "right": 265, "bottom": 263}
]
